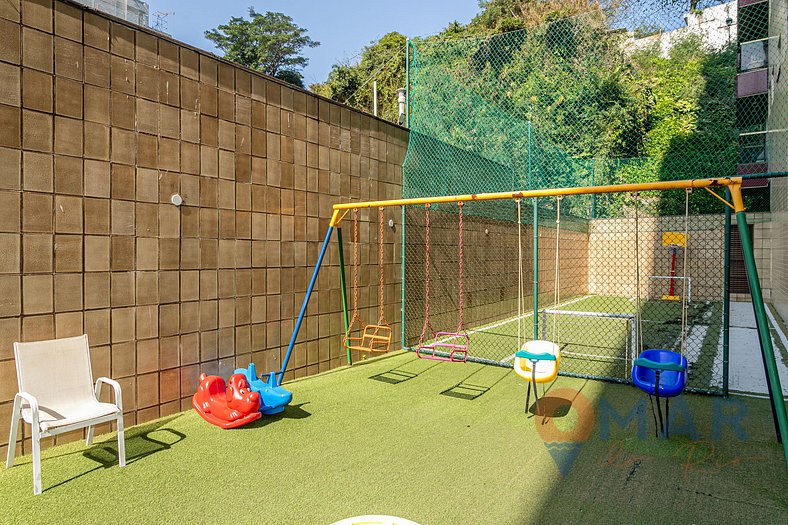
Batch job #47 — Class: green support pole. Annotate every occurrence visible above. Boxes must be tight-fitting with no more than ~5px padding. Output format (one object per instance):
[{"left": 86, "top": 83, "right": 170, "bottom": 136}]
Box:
[
  {"left": 533, "top": 198, "right": 539, "bottom": 341},
  {"left": 736, "top": 211, "right": 788, "bottom": 467},
  {"left": 337, "top": 226, "right": 352, "bottom": 366},
  {"left": 723, "top": 190, "right": 731, "bottom": 396}
]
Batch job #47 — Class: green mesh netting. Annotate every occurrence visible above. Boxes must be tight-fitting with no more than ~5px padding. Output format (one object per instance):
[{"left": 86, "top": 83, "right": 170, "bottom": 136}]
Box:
[{"left": 399, "top": 1, "right": 786, "bottom": 393}]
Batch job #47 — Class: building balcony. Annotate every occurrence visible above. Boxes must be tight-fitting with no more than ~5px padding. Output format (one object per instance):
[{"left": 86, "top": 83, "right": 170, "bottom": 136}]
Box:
[{"left": 736, "top": 68, "right": 768, "bottom": 97}]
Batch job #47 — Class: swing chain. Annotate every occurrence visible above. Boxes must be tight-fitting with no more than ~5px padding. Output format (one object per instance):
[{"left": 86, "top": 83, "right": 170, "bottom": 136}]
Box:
[
  {"left": 418, "top": 204, "right": 434, "bottom": 345},
  {"left": 351, "top": 209, "right": 360, "bottom": 323},
  {"left": 378, "top": 207, "right": 386, "bottom": 325}
]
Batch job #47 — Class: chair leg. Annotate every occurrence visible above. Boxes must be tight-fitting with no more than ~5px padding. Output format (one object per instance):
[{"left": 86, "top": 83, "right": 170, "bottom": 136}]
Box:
[
  {"left": 32, "top": 428, "right": 41, "bottom": 496},
  {"left": 5, "top": 396, "right": 21, "bottom": 469},
  {"left": 86, "top": 425, "right": 95, "bottom": 446},
  {"left": 117, "top": 415, "right": 126, "bottom": 468},
  {"left": 525, "top": 383, "right": 531, "bottom": 414}
]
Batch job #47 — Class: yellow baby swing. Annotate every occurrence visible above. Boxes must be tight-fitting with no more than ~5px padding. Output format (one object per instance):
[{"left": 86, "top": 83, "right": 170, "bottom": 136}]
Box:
[{"left": 513, "top": 197, "right": 562, "bottom": 415}]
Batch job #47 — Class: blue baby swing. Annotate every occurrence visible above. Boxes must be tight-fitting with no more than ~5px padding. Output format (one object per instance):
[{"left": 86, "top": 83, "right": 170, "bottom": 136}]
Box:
[{"left": 631, "top": 191, "right": 689, "bottom": 438}]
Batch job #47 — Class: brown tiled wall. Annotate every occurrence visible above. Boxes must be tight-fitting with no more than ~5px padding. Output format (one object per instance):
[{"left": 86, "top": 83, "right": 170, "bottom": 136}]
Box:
[{"left": 0, "top": 0, "right": 405, "bottom": 456}]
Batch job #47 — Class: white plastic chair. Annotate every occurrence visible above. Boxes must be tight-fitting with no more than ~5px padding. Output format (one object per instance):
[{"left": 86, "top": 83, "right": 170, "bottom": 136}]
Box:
[{"left": 5, "top": 334, "right": 125, "bottom": 495}]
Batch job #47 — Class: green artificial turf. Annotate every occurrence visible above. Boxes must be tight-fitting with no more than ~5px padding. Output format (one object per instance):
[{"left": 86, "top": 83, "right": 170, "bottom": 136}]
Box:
[{"left": 1, "top": 351, "right": 786, "bottom": 524}]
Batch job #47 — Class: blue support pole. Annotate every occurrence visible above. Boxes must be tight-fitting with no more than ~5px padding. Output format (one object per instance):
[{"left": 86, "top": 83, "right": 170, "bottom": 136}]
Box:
[{"left": 277, "top": 225, "right": 335, "bottom": 386}]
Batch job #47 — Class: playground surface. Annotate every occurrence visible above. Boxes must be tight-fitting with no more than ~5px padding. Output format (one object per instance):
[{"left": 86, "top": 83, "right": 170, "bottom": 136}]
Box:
[{"left": 2, "top": 351, "right": 786, "bottom": 524}]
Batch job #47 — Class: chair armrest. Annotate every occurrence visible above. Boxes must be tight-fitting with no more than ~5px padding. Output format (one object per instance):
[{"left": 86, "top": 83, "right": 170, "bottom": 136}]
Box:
[
  {"left": 95, "top": 377, "right": 123, "bottom": 412},
  {"left": 14, "top": 392, "right": 40, "bottom": 429}
]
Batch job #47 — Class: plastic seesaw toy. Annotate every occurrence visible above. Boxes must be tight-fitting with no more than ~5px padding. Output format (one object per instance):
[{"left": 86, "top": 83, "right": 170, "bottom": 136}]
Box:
[
  {"left": 192, "top": 373, "right": 262, "bottom": 429},
  {"left": 235, "top": 363, "right": 293, "bottom": 415}
]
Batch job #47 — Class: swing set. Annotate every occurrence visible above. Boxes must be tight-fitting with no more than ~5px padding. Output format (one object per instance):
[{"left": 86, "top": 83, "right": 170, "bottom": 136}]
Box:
[{"left": 271, "top": 175, "right": 788, "bottom": 470}]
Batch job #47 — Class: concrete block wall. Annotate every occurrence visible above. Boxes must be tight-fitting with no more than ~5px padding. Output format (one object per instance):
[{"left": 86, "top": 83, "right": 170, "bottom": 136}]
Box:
[
  {"left": 0, "top": 0, "right": 406, "bottom": 457},
  {"left": 772, "top": 180, "right": 788, "bottom": 319},
  {"left": 588, "top": 213, "right": 771, "bottom": 302}
]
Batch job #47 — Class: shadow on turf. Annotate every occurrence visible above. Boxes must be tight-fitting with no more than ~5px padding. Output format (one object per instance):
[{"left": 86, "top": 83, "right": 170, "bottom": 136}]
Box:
[
  {"left": 38, "top": 416, "right": 187, "bottom": 492},
  {"left": 243, "top": 403, "right": 313, "bottom": 429},
  {"left": 441, "top": 367, "right": 510, "bottom": 400},
  {"left": 525, "top": 380, "right": 590, "bottom": 419},
  {"left": 369, "top": 360, "right": 442, "bottom": 384}
]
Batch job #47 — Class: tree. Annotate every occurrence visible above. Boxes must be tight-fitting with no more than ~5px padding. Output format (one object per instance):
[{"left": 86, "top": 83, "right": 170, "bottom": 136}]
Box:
[
  {"left": 205, "top": 9, "right": 319, "bottom": 87},
  {"left": 311, "top": 32, "right": 406, "bottom": 123}
]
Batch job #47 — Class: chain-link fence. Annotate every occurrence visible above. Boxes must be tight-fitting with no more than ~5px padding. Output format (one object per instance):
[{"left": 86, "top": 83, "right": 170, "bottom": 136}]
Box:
[
  {"left": 397, "top": 0, "right": 788, "bottom": 393},
  {"left": 402, "top": 190, "right": 727, "bottom": 393}
]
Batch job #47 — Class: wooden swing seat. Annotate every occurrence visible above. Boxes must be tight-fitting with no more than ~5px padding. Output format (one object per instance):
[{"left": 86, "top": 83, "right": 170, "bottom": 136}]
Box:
[
  {"left": 417, "top": 332, "right": 469, "bottom": 362},
  {"left": 345, "top": 324, "right": 392, "bottom": 353}
]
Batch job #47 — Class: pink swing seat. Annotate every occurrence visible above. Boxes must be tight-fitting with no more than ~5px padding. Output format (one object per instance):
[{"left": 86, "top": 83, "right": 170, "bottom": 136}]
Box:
[{"left": 417, "top": 332, "right": 469, "bottom": 362}]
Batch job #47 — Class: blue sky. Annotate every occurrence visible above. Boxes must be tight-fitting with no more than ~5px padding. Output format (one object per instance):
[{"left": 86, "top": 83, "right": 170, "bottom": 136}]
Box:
[{"left": 147, "top": 1, "right": 482, "bottom": 86}]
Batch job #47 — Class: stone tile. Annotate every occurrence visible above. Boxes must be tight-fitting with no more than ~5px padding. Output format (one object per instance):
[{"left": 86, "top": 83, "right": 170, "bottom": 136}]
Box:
[
  {"left": 111, "top": 200, "right": 135, "bottom": 235},
  {"left": 0, "top": 233, "right": 19, "bottom": 273},
  {"left": 0, "top": 63, "right": 19, "bottom": 107},
  {"left": 83, "top": 12, "right": 109, "bottom": 51},
  {"left": 53, "top": 155, "right": 82, "bottom": 194},
  {"left": 22, "top": 110, "right": 52, "bottom": 152},
  {"left": 110, "top": 54, "right": 134, "bottom": 94},
  {"left": 111, "top": 307, "right": 135, "bottom": 343},
  {"left": 110, "top": 91, "right": 134, "bottom": 129},
  {"left": 0, "top": 18, "right": 20, "bottom": 65},
  {"left": 21, "top": 192, "right": 51, "bottom": 232},
  {"left": 83, "top": 236, "right": 109, "bottom": 272},
  {"left": 55, "top": 311, "right": 83, "bottom": 338},
  {"left": 84, "top": 85, "right": 109, "bottom": 124},
  {"left": 0, "top": 147, "right": 20, "bottom": 190},
  {"left": 159, "top": 271, "right": 178, "bottom": 304},
  {"left": 54, "top": 234, "right": 82, "bottom": 273},
  {"left": 136, "top": 237, "right": 158, "bottom": 270},
  {"left": 54, "top": 195, "right": 82, "bottom": 233},
  {"left": 22, "top": 233, "right": 52, "bottom": 273},
  {"left": 84, "top": 161, "right": 110, "bottom": 198},
  {"left": 0, "top": 275, "right": 20, "bottom": 316},
  {"left": 21, "top": 313, "right": 54, "bottom": 342},
  {"left": 23, "top": 274, "right": 53, "bottom": 315},
  {"left": 110, "top": 22, "right": 134, "bottom": 58},
  {"left": 136, "top": 305, "right": 158, "bottom": 340},
  {"left": 54, "top": 116, "right": 83, "bottom": 156},
  {"left": 84, "top": 308, "right": 110, "bottom": 345},
  {"left": 54, "top": 273, "right": 82, "bottom": 312},
  {"left": 84, "top": 122, "right": 110, "bottom": 160},
  {"left": 84, "top": 271, "right": 109, "bottom": 308},
  {"left": 110, "top": 236, "right": 134, "bottom": 271},
  {"left": 0, "top": 104, "right": 20, "bottom": 148},
  {"left": 22, "top": 151, "right": 52, "bottom": 192},
  {"left": 54, "top": 36, "right": 82, "bottom": 81},
  {"left": 111, "top": 341, "right": 135, "bottom": 377},
  {"left": 22, "top": 28, "right": 52, "bottom": 73},
  {"left": 54, "top": 1, "right": 82, "bottom": 42}
]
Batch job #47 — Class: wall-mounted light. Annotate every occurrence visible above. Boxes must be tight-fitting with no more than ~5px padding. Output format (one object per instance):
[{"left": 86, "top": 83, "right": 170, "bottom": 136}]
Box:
[
  {"left": 388, "top": 219, "right": 395, "bottom": 228},
  {"left": 170, "top": 193, "right": 183, "bottom": 206}
]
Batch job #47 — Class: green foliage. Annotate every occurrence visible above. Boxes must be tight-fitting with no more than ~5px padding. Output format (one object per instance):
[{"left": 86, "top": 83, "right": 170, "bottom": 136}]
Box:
[
  {"left": 205, "top": 9, "right": 319, "bottom": 87},
  {"left": 311, "top": 32, "right": 406, "bottom": 123}
]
